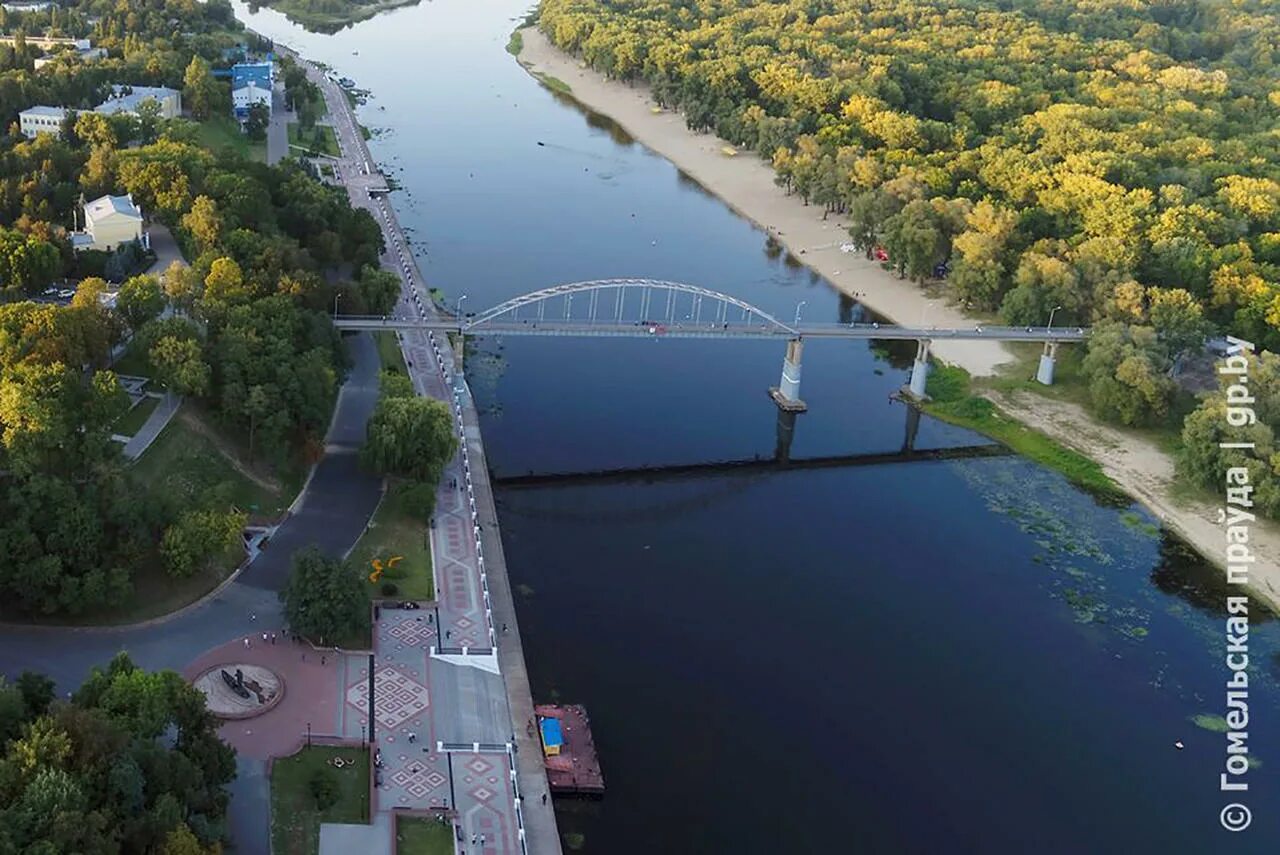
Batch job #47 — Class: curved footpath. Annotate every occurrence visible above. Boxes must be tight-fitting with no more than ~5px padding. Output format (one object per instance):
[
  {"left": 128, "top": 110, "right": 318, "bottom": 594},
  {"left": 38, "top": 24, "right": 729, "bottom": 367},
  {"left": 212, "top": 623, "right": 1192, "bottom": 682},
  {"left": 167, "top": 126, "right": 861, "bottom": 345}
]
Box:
[
  {"left": 516, "top": 27, "right": 1280, "bottom": 614},
  {"left": 0, "top": 331, "right": 385, "bottom": 854}
]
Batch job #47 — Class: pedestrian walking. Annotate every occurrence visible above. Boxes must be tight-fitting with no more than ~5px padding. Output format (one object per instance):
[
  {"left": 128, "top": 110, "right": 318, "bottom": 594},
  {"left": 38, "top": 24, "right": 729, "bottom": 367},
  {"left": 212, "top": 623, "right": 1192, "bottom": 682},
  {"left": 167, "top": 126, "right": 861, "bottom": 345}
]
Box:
[
  {"left": 502, "top": 623, "right": 508, "bottom": 633},
  {"left": 271, "top": 633, "right": 277, "bottom": 645},
  {"left": 446, "top": 630, "right": 452, "bottom": 639},
  {"left": 542, "top": 793, "right": 547, "bottom": 805},
  {"left": 321, "top": 655, "right": 326, "bottom": 665},
  {"left": 244, "top": 637, "right": 251, "bottom": 649}
]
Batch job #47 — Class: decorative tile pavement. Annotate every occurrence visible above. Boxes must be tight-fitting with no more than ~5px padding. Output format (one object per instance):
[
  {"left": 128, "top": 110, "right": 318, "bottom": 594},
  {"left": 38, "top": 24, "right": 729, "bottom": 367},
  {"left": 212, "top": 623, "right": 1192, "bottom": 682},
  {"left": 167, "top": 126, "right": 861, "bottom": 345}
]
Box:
[
  {"left": 347, "top": 666, "right": 429, "bottom": 730},
  {"left": 387, "top": 616, "right": 437, "bottom": 647}
]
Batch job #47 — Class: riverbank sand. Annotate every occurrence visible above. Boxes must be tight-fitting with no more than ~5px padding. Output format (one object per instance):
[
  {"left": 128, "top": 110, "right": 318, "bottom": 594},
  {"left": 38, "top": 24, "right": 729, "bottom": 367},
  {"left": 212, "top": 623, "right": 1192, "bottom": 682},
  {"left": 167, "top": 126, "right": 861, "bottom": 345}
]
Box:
[{"left": 517, "top": 26, "right": 1280, "bottom": 613}]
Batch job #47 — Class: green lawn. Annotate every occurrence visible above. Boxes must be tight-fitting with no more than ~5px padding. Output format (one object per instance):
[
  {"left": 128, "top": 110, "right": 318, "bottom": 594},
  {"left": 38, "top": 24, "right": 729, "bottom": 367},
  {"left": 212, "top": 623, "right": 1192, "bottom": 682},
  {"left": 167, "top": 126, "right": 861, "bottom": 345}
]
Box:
[
  {"left": 349, "top": 480, "right": 433, "bottom": 601},
  {"left": 114, "top": 395, "right": 158, "bottom": 436},
  {"left": 396, "top": 816, "right": 455, "bottom": 855},
  {"left": 289, "top": 122, "right": 340, "bottom": 157},
  {"left": 130, "top": 406, "right": 301, "bottom": 520},
  {"left": 196, "top": 114, "right": 266, "bottom": 162},
  {"left": 271, "top": 746, "right": 370, "bottom": 855},
  {"left": 374, "top": 330, "right": 408, "bottom": 375}
]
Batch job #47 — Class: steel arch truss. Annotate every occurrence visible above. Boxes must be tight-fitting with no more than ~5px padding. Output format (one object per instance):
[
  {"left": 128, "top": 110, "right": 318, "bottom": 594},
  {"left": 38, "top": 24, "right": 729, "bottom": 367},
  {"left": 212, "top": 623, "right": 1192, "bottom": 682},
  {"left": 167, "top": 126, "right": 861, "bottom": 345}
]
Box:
[{"left": 462, "top": 279, "right": 799, "bottom": 335}]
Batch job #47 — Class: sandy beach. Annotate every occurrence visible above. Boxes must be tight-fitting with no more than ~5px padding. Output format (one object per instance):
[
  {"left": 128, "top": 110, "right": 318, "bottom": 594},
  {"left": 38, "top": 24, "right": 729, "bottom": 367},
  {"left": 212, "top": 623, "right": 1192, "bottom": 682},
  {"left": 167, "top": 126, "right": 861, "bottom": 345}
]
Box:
[{"left": 516, "top": 26, "right": 1280, "bottom": 613}]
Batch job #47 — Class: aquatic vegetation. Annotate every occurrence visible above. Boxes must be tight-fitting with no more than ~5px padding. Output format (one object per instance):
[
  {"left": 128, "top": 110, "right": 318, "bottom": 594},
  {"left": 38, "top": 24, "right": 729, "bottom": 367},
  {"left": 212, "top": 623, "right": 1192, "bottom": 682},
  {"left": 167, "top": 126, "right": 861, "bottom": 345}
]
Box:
[
  {"left": 1191, "top": 714, "right": 1230, "bottom": 733},
  {"left": 1120, "top": 511, "right": 1160, "bottom": 539}
]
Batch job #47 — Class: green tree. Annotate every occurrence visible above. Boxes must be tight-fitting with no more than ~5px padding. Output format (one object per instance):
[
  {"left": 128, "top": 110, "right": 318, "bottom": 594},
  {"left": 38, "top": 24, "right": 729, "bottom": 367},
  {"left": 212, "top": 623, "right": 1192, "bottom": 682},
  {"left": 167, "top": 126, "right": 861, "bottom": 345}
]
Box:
[
  {"left": 357, "top": 265, "right": 400, "bottom": 315},
  {"left": 1081, "top": 321, "right": 1176, "bottom": 426},
  {"left": 116, "top": 275, "right": 165, "bottom": 332},
  {"left": 181, "top": 195, "right": 223, "bottom": 254},
  {"left": 163, "top": 261, "right": 199, "bottom": 314},
  {"left": 182, "top": 56, "right": 220, "bottom": 121},
  {"left": 1148, "top": 286, "right": 1211, "bottom": 359},
  {"left": 244, "top": 103, "right": 269, "bottom": 142},
  {"left": 150, "top": 336, "right": 210, "bottom": 396},
  {"left": 160, "top": 509, "right": 246, "bottom": 578},
  {"left": 279, "top": 547, "right": 368, "bottom": 645},
  {"left": 361, "top": 396, "right": 458, "bottom": 483}
]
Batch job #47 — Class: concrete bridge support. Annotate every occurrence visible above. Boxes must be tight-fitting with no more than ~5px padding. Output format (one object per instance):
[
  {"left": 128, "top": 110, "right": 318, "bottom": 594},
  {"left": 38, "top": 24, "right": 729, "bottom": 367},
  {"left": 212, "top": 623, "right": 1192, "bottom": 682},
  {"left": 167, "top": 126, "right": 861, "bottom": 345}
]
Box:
[
  {"left": 908, "top": 339, "right": 931, "bottom": 399},
  {"left": 1036, "top": 341, "right": 1058, "bottom": 385},
  {"left": 769, "top": 337, "right": 807, "bottom": 412}
]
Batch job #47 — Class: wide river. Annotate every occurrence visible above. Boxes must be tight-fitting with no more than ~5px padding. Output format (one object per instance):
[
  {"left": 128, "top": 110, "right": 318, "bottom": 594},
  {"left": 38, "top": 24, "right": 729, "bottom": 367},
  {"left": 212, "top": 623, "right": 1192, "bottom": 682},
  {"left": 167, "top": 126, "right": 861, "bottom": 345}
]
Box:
[{"left": 236, "top": 1, "right": 1278, "bottom": 850}]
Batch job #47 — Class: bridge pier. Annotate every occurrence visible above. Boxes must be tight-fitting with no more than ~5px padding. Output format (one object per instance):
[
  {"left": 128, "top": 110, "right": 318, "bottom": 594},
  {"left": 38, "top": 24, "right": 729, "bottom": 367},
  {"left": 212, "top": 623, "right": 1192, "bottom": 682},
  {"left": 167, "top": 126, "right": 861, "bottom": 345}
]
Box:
[
  {"left": 1036, "top": 341, "right": 1058, "bottom": 386},
  {"left": 769, "top": 338, "right": 807, "bottom": 412},
  {"left": 907, "top": 339, "right": 931, "bottom": 399}
]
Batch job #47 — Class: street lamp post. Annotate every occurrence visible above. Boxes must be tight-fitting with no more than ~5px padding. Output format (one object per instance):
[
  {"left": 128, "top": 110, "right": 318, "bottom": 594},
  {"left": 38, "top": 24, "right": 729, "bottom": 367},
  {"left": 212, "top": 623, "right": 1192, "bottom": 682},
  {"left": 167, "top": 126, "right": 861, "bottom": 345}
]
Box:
[
  {"left": 457, "top": 293, "right": 468, "bottom": 321},
  {"left": 333, "top": 293, "right": 340, "bottom": 318},
  {"left": 793, "top": 300, "right": 807, "bottom": 326},
  {"left": 1047, "top": 304, "right": 1063, "bottom": 332}
]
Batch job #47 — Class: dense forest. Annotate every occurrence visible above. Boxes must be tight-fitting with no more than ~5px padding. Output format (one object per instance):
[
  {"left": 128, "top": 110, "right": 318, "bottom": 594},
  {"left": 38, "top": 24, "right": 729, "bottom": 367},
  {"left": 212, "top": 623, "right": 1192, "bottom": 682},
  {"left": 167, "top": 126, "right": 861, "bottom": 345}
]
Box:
[
  {"left": 0, "top": 655, "right": 233, "bottom": 853},
  {"left": 0, "top": 0, "right": 394, "bottom": 615},
  {"left": 538, "top": 0, "right": 1280, "bottom": 514}
]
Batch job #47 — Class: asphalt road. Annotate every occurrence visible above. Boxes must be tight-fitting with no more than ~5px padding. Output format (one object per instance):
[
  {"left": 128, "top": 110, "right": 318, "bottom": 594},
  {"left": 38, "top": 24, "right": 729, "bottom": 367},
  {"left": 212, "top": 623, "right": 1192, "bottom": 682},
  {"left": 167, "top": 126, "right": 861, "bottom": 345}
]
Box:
[{"left": 238, "top": 331, "right": 384, "bottom": 591}]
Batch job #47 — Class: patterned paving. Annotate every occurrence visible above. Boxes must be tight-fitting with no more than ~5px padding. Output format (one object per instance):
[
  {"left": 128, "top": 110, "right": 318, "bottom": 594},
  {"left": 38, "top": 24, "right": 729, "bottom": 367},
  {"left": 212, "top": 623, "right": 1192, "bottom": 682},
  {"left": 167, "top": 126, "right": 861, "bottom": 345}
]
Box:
[
  {"left": 347, "top": 666, "right": 429, "bottom": 730},
  {"left": 386, "top": 615, "right": 437, "bottom": 647}
]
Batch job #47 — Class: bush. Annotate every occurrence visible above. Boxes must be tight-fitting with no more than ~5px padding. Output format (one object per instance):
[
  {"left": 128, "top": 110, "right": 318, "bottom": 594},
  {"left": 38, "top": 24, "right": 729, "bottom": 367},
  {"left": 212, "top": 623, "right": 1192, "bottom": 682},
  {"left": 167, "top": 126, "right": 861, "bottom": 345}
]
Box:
[
  {"left": 309, "top": 767, "right": 339, "bottom": 810},
  {"left": 924, "top": 363, "right": 970, "bottom": 403},
  {"left": 380, "top": 582, "right": 398, "bottom": 596},
  {"left": 397, "top": 480, "right": 438, "bottom": 522}
]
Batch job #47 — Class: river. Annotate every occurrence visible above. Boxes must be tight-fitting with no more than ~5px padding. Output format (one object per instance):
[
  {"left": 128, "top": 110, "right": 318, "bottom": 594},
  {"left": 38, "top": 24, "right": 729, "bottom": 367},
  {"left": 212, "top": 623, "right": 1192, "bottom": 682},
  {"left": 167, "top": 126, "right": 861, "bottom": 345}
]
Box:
[{"left": 233, "top": 1, "right": 1279, "bottom": 851}]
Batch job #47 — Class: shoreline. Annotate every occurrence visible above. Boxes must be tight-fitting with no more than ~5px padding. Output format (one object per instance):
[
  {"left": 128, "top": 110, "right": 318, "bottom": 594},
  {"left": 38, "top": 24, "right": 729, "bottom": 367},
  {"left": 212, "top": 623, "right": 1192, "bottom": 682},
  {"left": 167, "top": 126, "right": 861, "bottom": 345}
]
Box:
[{"left": 515, "top": 26, "right": 1280, "bottom": 615}]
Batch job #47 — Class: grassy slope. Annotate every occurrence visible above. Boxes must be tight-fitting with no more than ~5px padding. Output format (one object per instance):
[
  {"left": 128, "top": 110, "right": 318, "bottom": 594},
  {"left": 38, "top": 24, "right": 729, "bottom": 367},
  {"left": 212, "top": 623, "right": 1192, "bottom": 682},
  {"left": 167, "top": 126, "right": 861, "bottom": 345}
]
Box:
[
  {"left": 131, "top": 408, "right": 299, "bottom": 519},
  {"left": 271, "top": 746, "right": 371, "bottom": 855},
  {"left": 348, "top": 480, "right": 433, "bottom": 600},
  {"left": 196, "top": 115, "right": 266, "bottom": 162},
  {"left": 113, "top": 395, "right": 158, "bottom": 436},
  {"left": 374, "top": 330, "right": 408, "bottom": 374},
  {"left": 81, "top": 407, "right": 304, "bottom": 624},
  {"left": 923, "top": 364, "right": 1122, "bottom": 498},
  {"left": 288, "top": 122, "right": 341, "bottom": 157}
]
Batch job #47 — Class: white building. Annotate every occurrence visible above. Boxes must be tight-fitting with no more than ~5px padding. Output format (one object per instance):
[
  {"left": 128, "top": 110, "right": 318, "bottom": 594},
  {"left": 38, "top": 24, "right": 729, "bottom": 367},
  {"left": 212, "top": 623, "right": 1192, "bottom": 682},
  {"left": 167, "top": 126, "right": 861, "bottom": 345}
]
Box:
[
  {"left": 18, "top": 105, "right": 67, "bottom": 138},
  {"left": 72, "top": 194, "right": 145, "bottom": 253},
  {"left": 34, "top": 46, "right": 107, "bottom": 70},
  {"left": 232, "top": 82, "right": 272, "bottom": 121},
  {"left": 95, "top": 85, "right": 181, "bottom": 119}
]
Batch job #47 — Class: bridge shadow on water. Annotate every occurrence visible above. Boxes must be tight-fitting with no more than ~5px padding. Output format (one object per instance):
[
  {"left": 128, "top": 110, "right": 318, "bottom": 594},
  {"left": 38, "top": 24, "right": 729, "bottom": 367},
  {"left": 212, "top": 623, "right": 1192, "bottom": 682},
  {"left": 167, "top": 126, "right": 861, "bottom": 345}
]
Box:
[{"left": 493, "top": 403, "right": 1008, "bottom": 490}]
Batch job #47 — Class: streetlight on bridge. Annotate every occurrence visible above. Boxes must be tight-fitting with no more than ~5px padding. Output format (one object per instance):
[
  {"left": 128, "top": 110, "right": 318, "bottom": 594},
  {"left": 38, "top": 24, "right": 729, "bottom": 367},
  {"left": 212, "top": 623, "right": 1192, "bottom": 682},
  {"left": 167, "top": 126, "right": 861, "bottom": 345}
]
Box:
[
  {"left": 1047, "top": 304, "right": 1063, "bottom": 332},
  {"left": 457, "top": 293, "right": 468, "bottom": 320},
  {"left": 793, "top": 300, "right": 807, "bottom": 326}
]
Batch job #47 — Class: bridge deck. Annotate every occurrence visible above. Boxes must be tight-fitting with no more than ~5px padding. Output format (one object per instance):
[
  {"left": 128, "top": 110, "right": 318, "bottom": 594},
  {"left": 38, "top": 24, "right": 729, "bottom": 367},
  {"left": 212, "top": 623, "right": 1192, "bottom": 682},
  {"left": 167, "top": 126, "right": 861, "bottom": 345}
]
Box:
[{"left": 332, "top": 317, "right": 1087, "bottom": 342}]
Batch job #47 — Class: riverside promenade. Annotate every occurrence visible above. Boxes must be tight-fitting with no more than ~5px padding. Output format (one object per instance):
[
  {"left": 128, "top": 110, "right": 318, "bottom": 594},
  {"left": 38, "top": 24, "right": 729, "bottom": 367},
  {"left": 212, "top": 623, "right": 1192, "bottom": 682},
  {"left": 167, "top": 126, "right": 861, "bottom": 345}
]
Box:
[{"left": 292, "top": 46, "right": 562, "bottom": 854}]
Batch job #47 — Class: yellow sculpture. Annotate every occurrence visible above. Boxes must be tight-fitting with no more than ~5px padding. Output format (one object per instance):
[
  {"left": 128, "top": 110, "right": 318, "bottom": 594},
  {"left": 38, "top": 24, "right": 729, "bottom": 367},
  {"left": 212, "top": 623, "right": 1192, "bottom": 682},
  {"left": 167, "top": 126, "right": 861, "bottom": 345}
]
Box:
[{"left": 368, "top": 555, "right": 403, "bottom": 583}]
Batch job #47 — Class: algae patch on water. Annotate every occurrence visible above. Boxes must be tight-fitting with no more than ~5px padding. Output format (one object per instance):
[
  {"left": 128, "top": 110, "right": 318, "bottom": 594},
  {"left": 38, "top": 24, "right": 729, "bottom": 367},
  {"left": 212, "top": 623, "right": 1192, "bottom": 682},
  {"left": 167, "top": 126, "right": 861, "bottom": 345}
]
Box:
[{"left": 1191, "top": 714, "right": 1230, "bottom": 733}]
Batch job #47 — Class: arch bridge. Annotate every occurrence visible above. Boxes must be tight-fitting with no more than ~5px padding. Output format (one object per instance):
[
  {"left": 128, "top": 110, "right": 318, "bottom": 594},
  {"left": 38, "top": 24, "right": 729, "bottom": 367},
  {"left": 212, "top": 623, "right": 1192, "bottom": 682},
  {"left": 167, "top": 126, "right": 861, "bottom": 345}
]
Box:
[{"left": 333, "top": 278, "right": 1087, "bottom": 409}]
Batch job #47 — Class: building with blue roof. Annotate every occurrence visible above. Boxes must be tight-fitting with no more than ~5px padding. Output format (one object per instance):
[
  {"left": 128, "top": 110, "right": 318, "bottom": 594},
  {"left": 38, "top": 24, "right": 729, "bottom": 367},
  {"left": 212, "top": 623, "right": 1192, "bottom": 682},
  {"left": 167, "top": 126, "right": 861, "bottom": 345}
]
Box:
[{"left": 232, "top": 61, "right": 273, "bottom": 91}]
